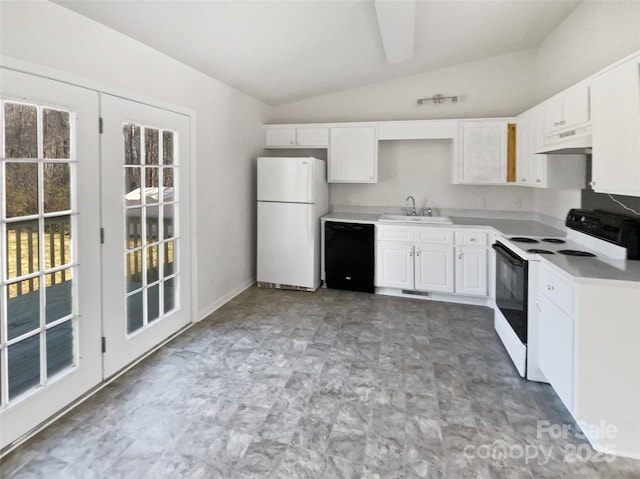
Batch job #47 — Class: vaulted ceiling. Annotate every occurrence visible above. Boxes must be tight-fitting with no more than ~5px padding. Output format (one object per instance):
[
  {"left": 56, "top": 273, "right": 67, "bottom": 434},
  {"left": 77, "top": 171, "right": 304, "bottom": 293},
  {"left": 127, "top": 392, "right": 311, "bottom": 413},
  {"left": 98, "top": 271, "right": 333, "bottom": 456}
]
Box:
[{"left": 55, "top": 1, "right": 580, "bottom": 105}]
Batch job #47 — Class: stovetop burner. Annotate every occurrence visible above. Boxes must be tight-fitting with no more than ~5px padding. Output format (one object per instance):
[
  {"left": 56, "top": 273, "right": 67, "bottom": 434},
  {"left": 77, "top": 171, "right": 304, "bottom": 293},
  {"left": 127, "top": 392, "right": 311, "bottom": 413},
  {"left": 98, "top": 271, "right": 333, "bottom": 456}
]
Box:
[
  {"left": 558, "top": 249, "right": 597, "bottom": 257},
  {"left": 527, "top": 249, "right": 555, "bottom": 254},
  {"left": 542, "top": 238, "right": 566, "bottom": 244},
  {"left": 510, "top": 237, "right": 539, "bottom": 244}
]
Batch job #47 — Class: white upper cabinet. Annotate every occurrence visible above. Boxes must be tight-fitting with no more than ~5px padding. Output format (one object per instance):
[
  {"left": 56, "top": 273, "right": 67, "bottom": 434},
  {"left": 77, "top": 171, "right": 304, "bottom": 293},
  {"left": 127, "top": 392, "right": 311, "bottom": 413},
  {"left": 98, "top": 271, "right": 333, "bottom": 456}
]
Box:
[
  {"left": 296, "top": 127, "right": 329, "bottom": 147},
  {"left": 591, "top": 55, "right": 640, "bottom": 196},
  {"left": 264, "top": 125, "right": 329, "bottom": 148},
  {"left": 515, "top": 108, "right": 586, "bottom": 189},
  {"left": 328, "top": 124, "right": 378, "bottom": 183},
  {"left": 265, "top": 127, "right": 296, "bottom": 147},
  {"left": 543, "top": 82, "right": 590, "bottom": 137},
  {"left": 454, "top": 120, "right": 508, "bottom": 184}
]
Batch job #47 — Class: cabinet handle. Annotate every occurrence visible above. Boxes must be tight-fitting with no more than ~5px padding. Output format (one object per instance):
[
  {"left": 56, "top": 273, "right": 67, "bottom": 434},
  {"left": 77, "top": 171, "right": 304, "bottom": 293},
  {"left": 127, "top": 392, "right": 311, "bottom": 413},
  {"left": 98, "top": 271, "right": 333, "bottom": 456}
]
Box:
[
  {"left": 590, "top": 181, "right": 596, "bottom": 188},
  {"left": 547, "top": 284, "right": 554, "bottom": 291},
  {"left": 521, "top": 178, "right": 526, "bottom": 182},
  {"left": 554, "top": 122, "right": 560, "bottom": 127},
  {"left": 560, "top": 120, "right": 566, "bottom": 125},
  {"left": 458, "top": 251, "right": 463, "bottom": 260},
  {"left": 416, "top": 247, "right": 421, "bottom": 256},
  {"left": 536, "top": 299, "right": 541, "bottom": 312},
  {"left": 470, "top": 238, "right": 476, "bottom": 242},
  {"left": 409, "top": 247, "right": 413, "bottom": 257},
  {"left": 536, "top": 179, "right": 541, "bottom": 183}
]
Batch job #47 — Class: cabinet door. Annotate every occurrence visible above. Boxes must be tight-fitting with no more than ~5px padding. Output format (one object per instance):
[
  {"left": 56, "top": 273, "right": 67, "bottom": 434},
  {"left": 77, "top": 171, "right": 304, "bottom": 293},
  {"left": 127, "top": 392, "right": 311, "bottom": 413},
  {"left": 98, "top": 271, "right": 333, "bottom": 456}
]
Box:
[
  {"left": 543, "top": 97, "right": 564, "bottom": 136},
  {"left": 515, "top": 114, "right": 533, "bottom": 185},
  {"left": 329, "top": 126, "right": 377, "bottom": 183},
  {"left": 454, "top": 247, "right": 487, "bottom": 296},
  {"left": 414, "top": 244, "right": 454, "bottom": 293},
  {"left": 529, "top": 111, "right": 547, "bottom": 186},
  {"left": 265, "top": 127, "right": 296, "bottom": 147},
  {"left": 592, "top": 58, "right": 640, "bottom": 196},
  {"left": 538, "top": 295, "right": 574, "bottom": 413},
  {"left": 375, "top": 242, "right": 413, "bottom": 289},
  {"left": 297, "top": 127, "right": 329, "bottom": 147},
  {"left": 456, "top": 121, "right": 507, "bottom": 184},
  {"left": 562, "top": 83, "right": 590, "bottom": 130}
]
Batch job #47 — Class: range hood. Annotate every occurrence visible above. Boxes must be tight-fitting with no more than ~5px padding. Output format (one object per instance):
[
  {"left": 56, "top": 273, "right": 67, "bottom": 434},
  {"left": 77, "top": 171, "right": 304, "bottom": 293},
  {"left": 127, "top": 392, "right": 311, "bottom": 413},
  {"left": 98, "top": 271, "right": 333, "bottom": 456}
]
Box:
[{"left": 536, "top": 128, "right": 592, "bottom": 155}]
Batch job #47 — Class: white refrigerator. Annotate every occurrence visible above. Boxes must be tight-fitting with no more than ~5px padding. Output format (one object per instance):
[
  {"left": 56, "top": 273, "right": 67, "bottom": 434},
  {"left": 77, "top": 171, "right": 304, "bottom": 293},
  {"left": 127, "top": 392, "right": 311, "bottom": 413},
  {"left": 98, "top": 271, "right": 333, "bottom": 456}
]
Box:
[{"left": 257, "top": 157, "right": 329, "bottom": 291}]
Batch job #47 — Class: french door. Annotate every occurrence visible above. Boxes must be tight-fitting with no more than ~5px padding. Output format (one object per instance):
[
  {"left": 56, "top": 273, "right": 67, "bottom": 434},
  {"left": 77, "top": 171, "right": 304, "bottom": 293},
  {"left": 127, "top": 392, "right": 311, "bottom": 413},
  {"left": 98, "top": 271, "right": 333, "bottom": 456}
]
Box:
[
  {"left": 0, "top": 71, "right": 192, "bottom": 450},
  {"left": 100, "top": 94, "right": 191, "bottom": 378},
  {"left": 0, "top": 69, "right": 102, "bottom": 449}
]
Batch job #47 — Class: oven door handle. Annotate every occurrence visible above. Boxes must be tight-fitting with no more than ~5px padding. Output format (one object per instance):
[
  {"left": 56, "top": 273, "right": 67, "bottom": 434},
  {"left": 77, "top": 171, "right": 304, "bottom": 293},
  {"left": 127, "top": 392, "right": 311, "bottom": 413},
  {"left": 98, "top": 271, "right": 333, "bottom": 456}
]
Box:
[{"left": 492, "top": 242, "right": 525, "bottom": 267}]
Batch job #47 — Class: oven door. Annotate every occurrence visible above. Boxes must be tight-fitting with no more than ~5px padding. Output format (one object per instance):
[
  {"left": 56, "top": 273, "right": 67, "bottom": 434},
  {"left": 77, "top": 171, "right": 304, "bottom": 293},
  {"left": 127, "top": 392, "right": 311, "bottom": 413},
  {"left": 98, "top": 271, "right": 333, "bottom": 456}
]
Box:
[{"left": 492, "top": 242, "right": 528, "bottom": 344}]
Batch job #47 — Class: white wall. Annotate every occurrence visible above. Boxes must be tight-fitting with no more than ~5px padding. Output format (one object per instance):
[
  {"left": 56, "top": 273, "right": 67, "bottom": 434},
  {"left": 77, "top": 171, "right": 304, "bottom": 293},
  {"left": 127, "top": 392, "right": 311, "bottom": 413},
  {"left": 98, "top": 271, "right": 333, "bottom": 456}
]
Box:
[
  {"left": 533, "top": 0, "right": 640, "bottom": 219},
  {"left": 268, "top": 50, "right": 537, "bottom": 123},
  {"left": 0, "top": 1, "right": 269, "bottom": 318},
  {"left": 331, "top": 140, "right": 534, "bottom": 212},
  {"left": 535, "top": 1, "right": 640, "bottom": 101}
]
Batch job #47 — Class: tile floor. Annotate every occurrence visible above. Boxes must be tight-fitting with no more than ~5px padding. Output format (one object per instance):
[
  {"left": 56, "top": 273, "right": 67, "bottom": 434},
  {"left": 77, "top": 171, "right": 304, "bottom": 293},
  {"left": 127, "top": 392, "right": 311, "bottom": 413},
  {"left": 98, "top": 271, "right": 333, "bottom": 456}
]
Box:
[{"left": 1, "top": 287, "right": 640, "bottom": 478}]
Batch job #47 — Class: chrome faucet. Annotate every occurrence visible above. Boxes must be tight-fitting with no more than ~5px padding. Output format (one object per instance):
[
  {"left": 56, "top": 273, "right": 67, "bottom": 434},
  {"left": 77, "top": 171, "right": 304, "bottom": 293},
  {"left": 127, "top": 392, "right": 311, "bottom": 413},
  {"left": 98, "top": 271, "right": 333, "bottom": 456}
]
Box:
[
  {"left": 405, "top": 195, "right": 416, "bottom": 215},
  {"left": 425, "top": 207, "right": 433, "bottom": 217}
]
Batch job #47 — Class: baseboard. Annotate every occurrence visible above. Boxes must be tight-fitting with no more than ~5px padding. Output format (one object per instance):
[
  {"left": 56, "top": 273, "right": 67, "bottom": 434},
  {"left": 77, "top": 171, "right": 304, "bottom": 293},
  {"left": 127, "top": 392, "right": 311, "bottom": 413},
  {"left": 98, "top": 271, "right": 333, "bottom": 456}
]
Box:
[
  {"left": 375, "top": 287, "right": 491, "bottom": 307},
  {"left": 197, "top": 277, "right": 256, "bottom": 321}
]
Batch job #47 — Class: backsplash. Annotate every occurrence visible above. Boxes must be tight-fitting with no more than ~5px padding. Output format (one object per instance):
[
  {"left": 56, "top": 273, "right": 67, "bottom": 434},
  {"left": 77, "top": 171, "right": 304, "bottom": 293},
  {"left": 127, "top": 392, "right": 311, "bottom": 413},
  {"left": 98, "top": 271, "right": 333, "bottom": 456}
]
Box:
[
  {"left": 330, "top": 139, "right": 535, "bottom": 212},
  {"left": 582, "top": 189, "right": 640, "bottom": 218},
  {"left": 581, "top": 156, "right": 640, "bottom": 218}
]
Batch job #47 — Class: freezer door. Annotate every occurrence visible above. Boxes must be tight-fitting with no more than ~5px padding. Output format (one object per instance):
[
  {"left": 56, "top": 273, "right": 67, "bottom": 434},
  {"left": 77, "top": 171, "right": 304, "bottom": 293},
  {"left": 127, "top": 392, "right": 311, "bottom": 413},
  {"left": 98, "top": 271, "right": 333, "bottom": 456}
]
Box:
[
  {"left": 258, "top": 157, "right": 314, "bottom": 203},
  {"left": 257, "top": 202, "right": 319, "bottom": 289}
]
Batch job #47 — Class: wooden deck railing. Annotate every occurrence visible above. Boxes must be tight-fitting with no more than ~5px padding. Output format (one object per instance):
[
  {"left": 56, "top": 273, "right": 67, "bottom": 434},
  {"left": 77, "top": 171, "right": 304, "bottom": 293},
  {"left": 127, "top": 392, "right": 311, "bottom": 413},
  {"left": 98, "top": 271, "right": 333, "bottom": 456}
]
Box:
[
  {"left": 7, "top": 216, "right": 174, "bottom": 299},
  {"left": 7, "top": 217, "right": 70, "bottom": 298}
]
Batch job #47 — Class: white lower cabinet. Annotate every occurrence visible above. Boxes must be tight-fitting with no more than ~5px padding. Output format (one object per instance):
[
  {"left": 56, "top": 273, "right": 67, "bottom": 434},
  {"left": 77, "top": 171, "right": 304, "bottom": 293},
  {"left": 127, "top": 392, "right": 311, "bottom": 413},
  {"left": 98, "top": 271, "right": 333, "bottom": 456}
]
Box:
[
  {"left": 537, "top": 262, "right": 640, "bottom": 457},
  {"left": 376, "top": 241, "right": 454, "bottom": 292},
  {"left": 538, "top": 264, "right": 576, "bottom": 412},
  {"left": 539, "top": 294, "right": 575, "bottom": 412},
  {"left": 375, "top": 226, "right": 487, "bottom": 297},
  {"left": 415, "top": 244, "right": 454, "bottom": 293},
  {"left": 375, "top": 242, "right": 414, "bottom": 289},
  {"left": 455, "top": 246, "right": 487, "bottom": 296}
]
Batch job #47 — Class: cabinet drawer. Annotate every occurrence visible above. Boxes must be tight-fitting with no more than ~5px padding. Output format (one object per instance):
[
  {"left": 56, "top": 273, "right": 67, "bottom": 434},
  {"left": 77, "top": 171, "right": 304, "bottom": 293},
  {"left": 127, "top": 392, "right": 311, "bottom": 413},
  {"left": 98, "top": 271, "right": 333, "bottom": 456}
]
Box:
[
  {"left": 376, "top": 226, "right": 412, "bottom": 242},
  {"left": 455, "top": 231, "right": 487, "bottom": 246},
  {"left": 540, "top": 266, "right": 574, "bottom": 315},
  {"left": 414, "top": 228, "right": 453, "bottom": 244}
]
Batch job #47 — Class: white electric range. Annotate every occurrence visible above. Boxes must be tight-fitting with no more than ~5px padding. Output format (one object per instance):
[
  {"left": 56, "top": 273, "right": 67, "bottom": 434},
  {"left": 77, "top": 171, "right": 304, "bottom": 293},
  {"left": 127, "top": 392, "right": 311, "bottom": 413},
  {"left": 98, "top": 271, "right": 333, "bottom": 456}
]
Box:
[{"left": 493, "top": 209, "right": 639, "bottom": 381}]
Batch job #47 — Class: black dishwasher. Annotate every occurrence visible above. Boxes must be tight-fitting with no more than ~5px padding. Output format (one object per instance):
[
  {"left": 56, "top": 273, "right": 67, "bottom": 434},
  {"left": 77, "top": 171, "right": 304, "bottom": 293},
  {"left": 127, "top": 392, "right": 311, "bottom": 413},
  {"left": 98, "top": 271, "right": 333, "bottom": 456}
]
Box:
[{"left": 325, "top": 221, "right": 375, "bottom": 293}]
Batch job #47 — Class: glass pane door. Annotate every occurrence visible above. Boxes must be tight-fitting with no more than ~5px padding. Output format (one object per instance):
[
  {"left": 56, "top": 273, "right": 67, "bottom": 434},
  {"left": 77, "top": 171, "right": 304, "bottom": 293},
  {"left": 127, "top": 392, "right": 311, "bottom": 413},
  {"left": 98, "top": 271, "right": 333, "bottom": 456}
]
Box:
[
  {"left": 123, "top": 124, "right": 178, "bottom": 335},
  {"left": 101, "top": 94, "right": 191, "bottom": 379},
  {"left": 0, "top": 69, "right": 102, "bottom": 451}
]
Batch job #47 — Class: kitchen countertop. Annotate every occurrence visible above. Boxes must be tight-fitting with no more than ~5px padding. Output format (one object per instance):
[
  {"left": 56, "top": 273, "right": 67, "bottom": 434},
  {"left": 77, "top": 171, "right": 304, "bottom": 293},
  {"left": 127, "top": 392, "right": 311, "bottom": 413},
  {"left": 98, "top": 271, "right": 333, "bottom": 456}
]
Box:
[
  {"left": 321, "top": 211, "right": 640, "bottom": 284},
  {"left": 540, "top": 255, "right": 640, "bottom": 286},
  {"left": 322, "top": 212, "right": 565, "bottom": 237},
  {"left": 321, "top": 212, "right": 381, "bottom": 224},
  {"left": 448, "top": 217, "right": 565, "bottom": 237}
]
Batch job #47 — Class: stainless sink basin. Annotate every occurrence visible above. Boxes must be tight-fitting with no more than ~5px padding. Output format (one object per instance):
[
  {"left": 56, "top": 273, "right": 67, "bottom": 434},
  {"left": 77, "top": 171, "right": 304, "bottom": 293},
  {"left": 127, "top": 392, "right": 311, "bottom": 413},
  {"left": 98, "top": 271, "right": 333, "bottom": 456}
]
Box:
[{"left": 378, "top": 214, "right": 453, "bottom": 224}]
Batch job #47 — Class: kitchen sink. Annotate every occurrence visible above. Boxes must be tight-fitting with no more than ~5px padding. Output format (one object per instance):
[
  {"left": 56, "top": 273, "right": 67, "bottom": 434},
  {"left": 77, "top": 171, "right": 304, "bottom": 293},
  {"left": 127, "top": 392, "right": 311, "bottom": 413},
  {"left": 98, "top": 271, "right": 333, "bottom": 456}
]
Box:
[{"left": 378, "top": 214, "right": 453, "bottom": 224}]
